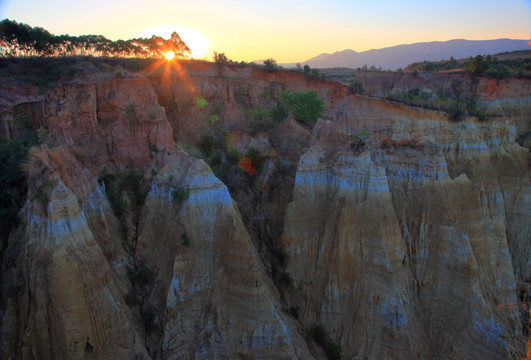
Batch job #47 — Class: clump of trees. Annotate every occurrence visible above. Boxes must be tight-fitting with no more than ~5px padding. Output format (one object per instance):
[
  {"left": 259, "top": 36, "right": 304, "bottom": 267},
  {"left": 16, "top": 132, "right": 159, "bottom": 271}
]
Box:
[
  {"left": 0, "top": 19, "right": 191, "bottom": 58},
  {"left": 387, "top": 85, "right": 488, "bottom": 121},
  {"left": 270, "top": 90, "right": 324, "bottom": 126},
  {"left": 263, "top": 58, "right": 279, "bottom": 72},
  {"left": 405, "top": 52, "right": 530, "bottom": 79}
]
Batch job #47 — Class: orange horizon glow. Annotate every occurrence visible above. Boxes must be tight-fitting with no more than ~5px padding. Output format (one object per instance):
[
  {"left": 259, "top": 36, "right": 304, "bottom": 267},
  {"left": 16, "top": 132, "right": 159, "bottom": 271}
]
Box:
[
  {"left": 138, "top": 25, "right": 210, "bottom": 59},
  {"left": 3, "top": 0, "right": 530, "bottom": 64}
]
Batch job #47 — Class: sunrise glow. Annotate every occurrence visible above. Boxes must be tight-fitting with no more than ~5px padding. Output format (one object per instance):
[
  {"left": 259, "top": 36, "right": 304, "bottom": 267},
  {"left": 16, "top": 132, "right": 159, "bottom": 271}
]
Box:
[
  {"left": 165, "top": 51, "right": 175, "bottom": 60},
  {"left": 138, "top": 25, "right": 210, "bottom": 59}
]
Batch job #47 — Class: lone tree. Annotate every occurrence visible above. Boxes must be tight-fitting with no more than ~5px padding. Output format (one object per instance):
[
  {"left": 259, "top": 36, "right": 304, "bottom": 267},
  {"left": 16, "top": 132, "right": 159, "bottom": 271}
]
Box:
[
  {"left": 213, "top": 51, "right": 229, "bottom": 76},
  {"left": 263, "top": 58, "right": 279, "bottom": 72},
  {"left": 465, "top": 55, "right": 488, "bottom": 77}
]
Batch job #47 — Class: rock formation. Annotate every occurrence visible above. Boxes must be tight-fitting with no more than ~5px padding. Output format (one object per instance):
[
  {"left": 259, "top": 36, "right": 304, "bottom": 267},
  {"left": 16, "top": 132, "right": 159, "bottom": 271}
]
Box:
[{"left": 0, "top": 59, "right": 529, "bottom": 359}]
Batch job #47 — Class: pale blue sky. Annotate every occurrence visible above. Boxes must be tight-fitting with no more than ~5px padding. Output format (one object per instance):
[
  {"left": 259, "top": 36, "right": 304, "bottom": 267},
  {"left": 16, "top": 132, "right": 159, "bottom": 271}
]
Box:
[{"left": 1, "top": 0, "right": 530, "bottom": 62}]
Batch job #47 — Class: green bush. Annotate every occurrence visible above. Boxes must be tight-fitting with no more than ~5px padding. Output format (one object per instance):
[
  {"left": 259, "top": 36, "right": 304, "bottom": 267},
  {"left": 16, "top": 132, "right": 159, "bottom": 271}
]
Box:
[
  {"left": 271, "top": 90, "right": 324, "bottom": 126},
  {"left": 99, "top": 168, "right": 145, "bottom": 216},
  {"left": 119, "top": 221, "right": 129, "bottom": 239},
  {"left": 0, "top": 140, "right": 30, "bottom": 241},
  {"left": 199, "top": 135, "right": 217, "bottom": 158},
  {"left": 465, "top": 55, "right": 488, "bottom": 77},
  {"left": 172, "top": 188, "right": 190, "bottom": 204},
  {"left": 181, "top": 232, "right": 190, "bottom": 247}
]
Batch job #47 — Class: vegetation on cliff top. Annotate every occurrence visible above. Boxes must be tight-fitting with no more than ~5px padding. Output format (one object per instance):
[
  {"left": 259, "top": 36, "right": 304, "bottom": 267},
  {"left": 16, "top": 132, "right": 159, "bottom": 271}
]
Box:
[{"left": 405, "top": 51, "right": 531, "bottom": 78}]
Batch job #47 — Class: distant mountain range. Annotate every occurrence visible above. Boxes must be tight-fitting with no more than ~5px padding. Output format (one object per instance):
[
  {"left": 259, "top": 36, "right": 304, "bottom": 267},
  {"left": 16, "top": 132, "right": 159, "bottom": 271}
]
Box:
[{"left": 279, "top": 39, "right": 530, "bottom": 70}]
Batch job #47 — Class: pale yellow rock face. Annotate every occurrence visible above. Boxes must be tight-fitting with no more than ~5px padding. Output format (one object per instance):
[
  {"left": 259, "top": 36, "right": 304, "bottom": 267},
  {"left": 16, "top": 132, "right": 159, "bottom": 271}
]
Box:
[
  {"left": 1, "top": 148, "right": 149, "bottom": 360},
  {"left": 281, "top": 98, "right": 528, "bottom": 359},
  {"left": 282, "top": 122, "right": 420, "bottom": 359},
  {"left": 136, "top": 151, "right": 312, "bottom": 359}
]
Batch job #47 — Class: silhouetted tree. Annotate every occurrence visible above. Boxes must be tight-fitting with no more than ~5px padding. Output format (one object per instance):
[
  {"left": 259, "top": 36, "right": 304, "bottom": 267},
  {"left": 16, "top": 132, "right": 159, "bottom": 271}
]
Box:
[
  {"left": 465, "top": 55, "right": 488, "bottom": 77},
  {"left": 213, "top": 51, "right": 229, "bottom": 76},
  {"left": 0, "top": 19, "right": 191, "bottom": 59},
  {"left": 263, "top": 58, "right": 278, "bottom": 72}
]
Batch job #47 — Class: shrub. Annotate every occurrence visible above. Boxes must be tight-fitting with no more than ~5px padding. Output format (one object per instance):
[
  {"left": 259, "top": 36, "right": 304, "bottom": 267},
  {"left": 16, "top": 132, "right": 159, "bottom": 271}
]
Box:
[
  {"left": 125, "top": 104, "right": 139, "bottom": 126},
  {"left": 149, "top": 144, "right": 158, "bottom": 152},
  {"left": 181, "top": 232, "right": 190, "bottom": 247},
  {"left": 349, "top": 136, "right": 366, "bottom": 153},
  {"left": 119, "top": 221, "right": 129, "bottom": 239},
  {"left": 199, "top": 135, "right": 217, "bottom": 158},
  {"left": 213, "top": 51, "right": 229, "bottom": 76},
  {"left": 172, "top": 188, "right": 190, "bottom": 204},
  {"left": 36, "top": 127, "right": 52, "bottom": 146},
  {"left": 33, "top": 178, "right": 58, "bottom": 207},
  {"left": 1, "top": 136, "right": 39, "bottom": 246},
  {"left": 100, "top": 168, "right": 145, "bottom": 215},
  {"left": 271, "top": 90, "right": 324, "bottom": 126},
  {"left": 347, "top": 81, "right": 364, "bottom": 95},
  {"left": 357, "top": 131, "right": 371, "bottom": 140},
  {"left": 263, "top": 58, "right": 278, "bottom": 72}
]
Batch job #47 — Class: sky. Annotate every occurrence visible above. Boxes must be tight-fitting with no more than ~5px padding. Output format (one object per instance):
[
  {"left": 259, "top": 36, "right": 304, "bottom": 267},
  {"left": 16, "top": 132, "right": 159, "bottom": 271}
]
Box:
[{"left": 1, "top": 0, "right": 530, "bottom": 62}]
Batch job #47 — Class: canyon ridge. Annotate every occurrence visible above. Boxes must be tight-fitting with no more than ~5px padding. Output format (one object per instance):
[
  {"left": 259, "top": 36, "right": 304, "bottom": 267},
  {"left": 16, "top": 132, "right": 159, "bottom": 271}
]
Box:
[{"left": 0, "top": 57, "right": 530, "bottom": 359}]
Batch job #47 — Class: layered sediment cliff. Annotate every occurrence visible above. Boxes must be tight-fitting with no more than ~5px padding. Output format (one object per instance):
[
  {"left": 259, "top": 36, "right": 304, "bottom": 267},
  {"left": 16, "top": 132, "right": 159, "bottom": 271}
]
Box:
[
  {"left": 282, "top": 97, "right": 529, "bottom": 358},
  {"left": 0, "top": 59, "right": 529, "bottom": 359}
]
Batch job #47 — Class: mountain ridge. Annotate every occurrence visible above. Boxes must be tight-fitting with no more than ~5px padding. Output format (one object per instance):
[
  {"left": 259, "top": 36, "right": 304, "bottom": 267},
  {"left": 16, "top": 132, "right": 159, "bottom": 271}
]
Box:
[{"left": 279, "top": 38, "right": 530, "bottom": 70}]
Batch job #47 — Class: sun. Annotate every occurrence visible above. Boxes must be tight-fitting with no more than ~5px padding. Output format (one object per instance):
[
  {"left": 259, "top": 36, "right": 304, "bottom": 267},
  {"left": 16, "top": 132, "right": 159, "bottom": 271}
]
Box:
[
  {"left": 138, "top": 25, "right": 210, "bottom": 59},
  {"left": 165, "top": 51, "right": 175, "bottom": 60}
]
